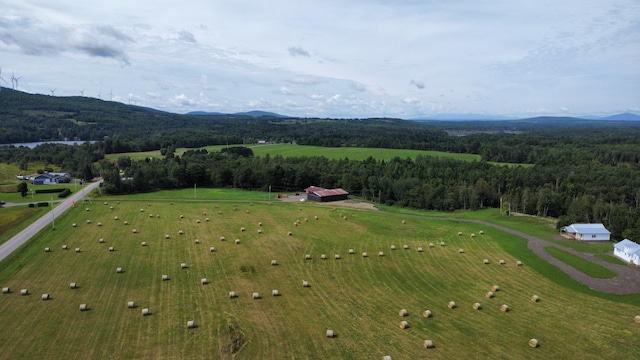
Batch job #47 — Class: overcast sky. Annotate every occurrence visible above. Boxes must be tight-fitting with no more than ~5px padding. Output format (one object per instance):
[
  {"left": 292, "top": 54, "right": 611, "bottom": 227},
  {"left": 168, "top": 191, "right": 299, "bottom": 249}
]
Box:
[{"left": 1, "top": 1, "right": 639, "bottom": 119}]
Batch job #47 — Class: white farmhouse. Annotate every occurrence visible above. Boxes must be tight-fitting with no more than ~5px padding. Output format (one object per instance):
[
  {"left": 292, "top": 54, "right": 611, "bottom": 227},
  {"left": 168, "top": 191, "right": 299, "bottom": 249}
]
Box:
[
  {"left": 562, "top": 223, "right": 611, "bottom": 241},
  {"left": 613, "top": 239, "right": 640, "bottom": 266}
]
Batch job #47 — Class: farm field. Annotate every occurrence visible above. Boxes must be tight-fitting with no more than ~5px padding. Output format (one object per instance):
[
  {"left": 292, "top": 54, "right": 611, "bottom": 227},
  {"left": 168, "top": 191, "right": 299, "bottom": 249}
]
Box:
[{"left": 1, "top": 198, "right": 639, "bottom": 359}]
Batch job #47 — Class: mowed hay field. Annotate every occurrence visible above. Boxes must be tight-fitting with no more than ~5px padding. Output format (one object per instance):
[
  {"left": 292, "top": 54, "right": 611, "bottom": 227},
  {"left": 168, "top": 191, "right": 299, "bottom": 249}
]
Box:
[{"left": 0, "top": 200, "right": 639, "bottom": 359}]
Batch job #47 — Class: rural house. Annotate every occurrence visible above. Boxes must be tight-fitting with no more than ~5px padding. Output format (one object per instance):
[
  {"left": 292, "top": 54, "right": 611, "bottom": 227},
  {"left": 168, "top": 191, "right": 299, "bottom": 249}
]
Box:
[
  {"left": 32, "top": 172, "right": 71, "bottom": 185},
  {"left": 305, "top": 186, "right": 349, "bottom": 202},
  {"left": 562, "top": 223, "right": 611, "bottom": 241},
  {"left": 613, "top": 239, "right": 640, "bottom": 266}
]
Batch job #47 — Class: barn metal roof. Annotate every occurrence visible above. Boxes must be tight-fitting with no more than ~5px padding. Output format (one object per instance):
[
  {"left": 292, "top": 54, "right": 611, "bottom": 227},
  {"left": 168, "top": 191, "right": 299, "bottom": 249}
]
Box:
[
  {"left": 564, "top": 223, "right": 611, "bottom": 234},
  {"left": 305, "top": 186, "right": 349, "bottom": 197}
]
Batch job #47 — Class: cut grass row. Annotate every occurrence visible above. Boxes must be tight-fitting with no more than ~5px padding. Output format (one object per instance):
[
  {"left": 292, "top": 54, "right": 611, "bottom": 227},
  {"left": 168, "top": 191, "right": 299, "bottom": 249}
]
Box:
[{"left": 0, "top": 199, "right": 639, "bottom": 359}]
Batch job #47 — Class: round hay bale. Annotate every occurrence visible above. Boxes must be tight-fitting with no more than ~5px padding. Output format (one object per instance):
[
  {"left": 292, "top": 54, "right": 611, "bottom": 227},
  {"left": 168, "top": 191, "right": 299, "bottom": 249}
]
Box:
[
  {"left": 149, "top": 214, "right": 153, "bottom": 218},
  {"left": 302, "top": 281, "right": 309, "bottom": 287},
  {"left": 70, "top": 283, "right": 77, "bottom": 289},
  {"left": 252, "top": 292, "right": 260, "bottom": 299},
  {"left": 383, "top": 356, "right": 392, "bottom": 360},
  {"left": 305, "top": 254, "right": 312, "bottom": 260},
  {"left": 334, "top": 254, "right": 341, "bottom": 259},
  {"left": 314, "top": 216, "right": 318, "bottom": 220},
  {"left": 40, "top": 295, "right": 51, "bottom": 303},
  {"left": 343, "top": 216, "right": 347, "bottom": 220},
  {"left": 62, "top": 245, "right": 68, "bottom": 250},
  {"left": 142, "top": 308, "right": 150, "bottom": 316},
  {"left": 116, "top": 267, "right": 123, "bottom": 273},
  {"left": 86, "top": 208, "right": 90, "bottom": 212},
  {"left": 257, "top": 229, "right": 262, "bottom": 234},
  {"left": 178, "top": 230, "right": 184, "bottom": 235},
  {"left": 516, "top": 260, "right": 523, "bottom": 266},
  {"left": 304, "top": 217, "right": 308, "bottom": 222},
  {"left": 241, "top": 227, "right": 246, "bottom": 232},
  {"left": 180, "top": 215, "right": 184, "bottom": 219},
  {"left": 140, "top": 208, "right": 144, "bottom": 212},
  {"left": 196, "top": 219, "right": 200, "bottom": 224},
  {"left": 423, "top": 310, "right": 432, "bottom": 318},
  {"left": 293, "top": 222, "right": 298, "bottom": 227},
  {"left": 326, "top": 329, "right": 334, "bottom": 338},
  {"left": 75, "top": 248, "right": 81, "bottom": 253},
  {"left": 206, "top": 218, "right": 210, "bottom": 222},
  {"left": 492, "top": 285, "right": 500, "bottom": 292},
  {"left": 479, "top": 230, "right": 484, "bottom": 234},
  {"left": 529, "top": 338, "right": 539, "bottom": 348},
  {"left": 321, "top": 254, "right": 327, "bottom": 260},
  {"left": 499, "top": 259, "right": 505, "bottom": 265},
  {"left": 20, "top": 289, "right": 28, "bottom": 295},
  {"left": 45, "top": 247, "right": 50, "bottom": 252},
  {"left": 235, "top": 239, "right": 240, "bottom": 244},
  {"left": 220, "top": 236, "right": 225, "bottom": 241},
  {"left": 390, "top": 245, "right": 397, "bottom": 250},
  {"left": 429, "top": 243, "right": 434, "bottom": 247},
  {"left": 458, "top": 248, "right": 465, "bottom": 253},
  {"left": 531, "top": 295, "right": 540, "bottom": 302},
  {"left": 156, "top": 214, "right": 161, "bottom": 218},
  {"left": 288, "top": 231, "right": 293, "bottom": 236},
  {"left": 483, "top": 259, "right": 490, "bottom": 264},
  {"left": 202, "top": 211, "right": 206, "bottom": 215},
  {"left": 448, "top": 301, "right": 456, "bottom": 309},
  {"left": 128, "top": 301, "right": 135, "bottom": 308},
  {"left": 272, "top": 289, "right": 280, "bottom": 296},
  {"left": 201, "top": 278, "right": 207, "bottom": 285},
  {"left": 187, "top": 320, "right": 195, "bottom": 329},
  {"left": 72, "top": 223, "right": 77, "bottom": 227},
  {"left": 165, "top": 234, "right": 170, "bottom": 239},
  {"left": 471, "top": 233, "right": 476, "bottom": 238},
  {"left": 99, "top": 238, "right": 104, "bottom": 243},
  {"left": 181, "top": 263, "right": 187, "bottom": 269},
  {"left": 457, "top": 231, "right": 462, "bottom": 236},
  {"left": 399, "top": 320, "right": 409, "bottom": 329},
  {"left": 229, "top": 291, "right": 237, "bottom": 298},
  {"left": 210, "top": 247, "right": 216, "bottom": 252},
  {"left": 109, "top": 246, "right": 114, "bottom": 252},
  {"left": 349, "top": 249, "right": 355, "bottom": 254},
  {"left": 2, "top": 287, "right": 9, "bottom": 294},
  {"left": 424, "top": 340, "right": 434, "bottom": 349},
  {"left": 271, "top": 260, "right": 277, "bottom": 266},
  {"left": 500, "top": 304, "right": 509, "bottom": 312},
  {"left": 473, "top": 302, "right": 482, "bottom": 310},
  {"left": 132, "top": 229, "right": 137, "bottom": 234},
  {"left": 162, "top": 275, "right": 169, "bottom": 281},
  {"left": 104, "top": 202, "right": 108, "bottom": 205},
  {"left": 245, "top": 210, "right": 250, "bottom": 214},
  {"left": 399, "top": 309, "right": 408, "bottom": 317},
  {"left": 123, "top": 221, "right": 129, "bottom": 225},
  {"left": 141, "top": 242, "right": 147, "bottom": 247},
  {"left": 258, "top": 222, "right": 263, "bottom": 226},
  {"left": 110, "top": 206, "right": 114, "bottom": 210},
  {"left": 378, "top": 251, "right": 384, "bottom": 257},
  {"left": 417, "top": 247, "right": 423, "bottom": 252},
  {"left": 79, "top": 304, "right": 87, "bottom": 311},
  {"left": 114, "top": 216, "right": 119, "bottom": 220},
  {"left": 486, "top": 291, "right": 494, "bottom": 298},
  {"left": 440, "top": 242, "right": 446, "bottom": 246},
  {"left": 403, "top": 245, "right": 409, "bottom": 250},
  {"left": 402, "top": 220, "right": 406, "bottom": 224},
  {"left": 194, "top": 239, "right": 200, "bottom": 244},
  {"left": 634, "top": 315, "right": 640, "bottom": 324},
  {"left": 218, "top": 211, "right": 222, "bottom": 215},
  {"left": 362, "top": 252, "right": 368, "bottom": 257},
  {"left": 98, "top": 222, "right": 102, "bottom": 226}
]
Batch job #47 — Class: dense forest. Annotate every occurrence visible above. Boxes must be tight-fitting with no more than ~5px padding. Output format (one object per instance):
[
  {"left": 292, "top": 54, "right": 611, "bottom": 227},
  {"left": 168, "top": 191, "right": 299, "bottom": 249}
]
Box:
[{"left": 1, "top": 89, "right": 640, "bottom": 240}]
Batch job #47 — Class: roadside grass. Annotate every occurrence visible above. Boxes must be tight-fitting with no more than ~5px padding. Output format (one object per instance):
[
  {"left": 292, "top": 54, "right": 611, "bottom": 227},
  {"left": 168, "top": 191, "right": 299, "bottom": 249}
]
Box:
[
  {"left": 0, "top": 198, "right": 639, "bottom": 359},
  {"left": 545, "top": 247, "right": 617, "bottom": 279},
  {"left": 0, "top": 183, "right": 78, "bottom": 204},
  {"left": 0, "top": 206, "right": 49, "bottom": 246},
  {"left": 595, "top": 253, "right": 629, "bottom": 266}
]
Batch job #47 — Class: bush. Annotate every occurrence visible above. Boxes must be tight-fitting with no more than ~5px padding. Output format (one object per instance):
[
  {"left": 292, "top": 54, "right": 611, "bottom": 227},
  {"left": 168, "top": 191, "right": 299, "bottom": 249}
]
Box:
[
  {"left": 58, "top": 189, "right": 72, "bottom": 198},
  {"left": 35, "top": 188, "right": 68, "bottom": 194},
  {"left": 37, "top": 202, "right": 49, "bottom": 207}
]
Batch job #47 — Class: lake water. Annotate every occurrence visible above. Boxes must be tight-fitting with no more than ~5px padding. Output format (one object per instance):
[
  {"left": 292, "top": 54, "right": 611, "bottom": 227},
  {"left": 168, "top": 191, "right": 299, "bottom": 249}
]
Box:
[{"left": 0, "top": 141, "right": 96, "bottom": 148}]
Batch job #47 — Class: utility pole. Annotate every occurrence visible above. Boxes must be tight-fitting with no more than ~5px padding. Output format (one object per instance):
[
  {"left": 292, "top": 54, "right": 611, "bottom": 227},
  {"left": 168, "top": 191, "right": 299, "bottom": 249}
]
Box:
[{"left": 194, "top": 183, "right": 197, "bottom": 199}]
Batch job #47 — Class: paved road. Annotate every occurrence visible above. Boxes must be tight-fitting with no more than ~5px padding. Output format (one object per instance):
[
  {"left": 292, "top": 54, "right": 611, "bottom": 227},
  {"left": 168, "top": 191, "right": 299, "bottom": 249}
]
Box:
[{"left": 0, "top": 180, "right": 102, "bottom": 262}]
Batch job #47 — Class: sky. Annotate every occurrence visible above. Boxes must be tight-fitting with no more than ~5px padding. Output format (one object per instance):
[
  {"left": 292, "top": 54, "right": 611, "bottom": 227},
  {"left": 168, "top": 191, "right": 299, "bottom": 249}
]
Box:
[{"left": 1, "top": 0, "right": 639, "bottom": 119}]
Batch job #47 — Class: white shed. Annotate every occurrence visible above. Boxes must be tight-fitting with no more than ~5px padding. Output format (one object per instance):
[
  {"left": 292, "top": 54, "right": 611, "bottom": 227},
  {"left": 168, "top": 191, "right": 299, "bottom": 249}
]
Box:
[
  {"left": 613, "top": 239, "right": 640, "bottom": 266},
  {"left": 562, "top": 223, "right": 611, "bottom": 241}
]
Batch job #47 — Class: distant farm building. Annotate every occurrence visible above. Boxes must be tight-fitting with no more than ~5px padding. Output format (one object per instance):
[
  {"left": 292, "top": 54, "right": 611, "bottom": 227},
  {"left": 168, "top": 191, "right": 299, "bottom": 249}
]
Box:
[
  {"left": 562, "top": 223, "right": 611, "bottom": 241},
  {"left": 613, "top": 239, "right": 640, "bottom": 266},
  {"left": 305, "top": 186, "right": 349, "bottom": 202},
  {"left": 32, "top": 172, "right": 71, "bottom": 185}
]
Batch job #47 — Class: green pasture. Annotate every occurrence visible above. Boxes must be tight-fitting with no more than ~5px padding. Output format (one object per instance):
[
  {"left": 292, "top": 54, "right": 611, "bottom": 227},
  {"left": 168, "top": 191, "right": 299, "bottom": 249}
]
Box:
[
  {"left": 0, "top": 182, "right": 82, "bottom": 204},
  {"left": 0, "top": 198, "right": 638, "bottom": 359},
  {"left": 545, "top": 247, "right": 618, "bottom": 279},
  {"left": 0, "top": 206, "right": 49, "bottom": 246}
]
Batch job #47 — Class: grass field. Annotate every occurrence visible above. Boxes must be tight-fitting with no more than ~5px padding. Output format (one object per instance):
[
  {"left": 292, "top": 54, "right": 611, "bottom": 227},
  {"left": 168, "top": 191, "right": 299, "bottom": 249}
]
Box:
[
  {"left": 104, "top": 144, "right": 529, "bottom": 166},
  {"left": 1, "top": 197, "right": 639, "bottom": 359},
  {"left": 0, "top": 206, "right": 49, "bottom": 246},
  {"left": 545, "top": 247, "right": 618, "bottom": 279}
]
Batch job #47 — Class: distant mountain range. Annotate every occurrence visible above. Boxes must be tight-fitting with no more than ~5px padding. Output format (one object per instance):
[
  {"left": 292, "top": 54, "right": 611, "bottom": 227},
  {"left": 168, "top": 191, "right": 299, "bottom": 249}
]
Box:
[
  {"left": 410, "top": 112, "right": 640, "bottom": 121},
  {"left": 186, "top": 110, "right": 290, "bottom": 118}
]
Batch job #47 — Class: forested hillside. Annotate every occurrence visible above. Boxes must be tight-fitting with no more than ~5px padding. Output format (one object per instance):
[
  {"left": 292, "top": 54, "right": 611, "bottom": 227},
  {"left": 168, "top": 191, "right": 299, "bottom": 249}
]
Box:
[{"left": 2, "top": 89, "right": 640, "bottom": 240}]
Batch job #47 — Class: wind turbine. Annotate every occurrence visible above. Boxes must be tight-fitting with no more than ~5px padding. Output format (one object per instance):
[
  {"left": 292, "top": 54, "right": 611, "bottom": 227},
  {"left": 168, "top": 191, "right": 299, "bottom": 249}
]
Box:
[
  {"left": 109, "top": 89, "right": 113, "bottom": 101},
  {"left": 97, "top": 90, "right": 102, "bottom": 99},
  {"left": 10, "top": 72, "right": 21, "bottom": 90},
  {"left": 79, "top": 89, "right": 84, "bottom": 96},
  {"left": 0, "top": 67, "right": 9, "bottom": 91},
  {"left": 50, "top": 88, "right": 56, "bottom": 96}
]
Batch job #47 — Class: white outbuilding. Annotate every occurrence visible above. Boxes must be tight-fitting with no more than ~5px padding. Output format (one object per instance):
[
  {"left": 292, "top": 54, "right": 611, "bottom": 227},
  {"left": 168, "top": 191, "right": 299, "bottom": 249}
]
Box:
[
  {"left": 613, "top": 239, "right": 640, "bottom": 266},
  {"left": 562, "top": 223, "right": 611, "bottom": 241}
]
